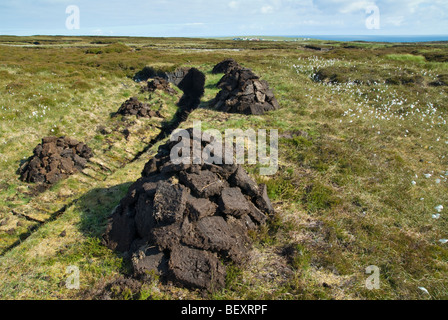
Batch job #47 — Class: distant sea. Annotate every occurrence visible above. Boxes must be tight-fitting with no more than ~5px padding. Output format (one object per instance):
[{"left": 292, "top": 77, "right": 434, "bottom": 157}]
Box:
[{"left": 286, "top": 35, "right": 448, "bottom": 43}]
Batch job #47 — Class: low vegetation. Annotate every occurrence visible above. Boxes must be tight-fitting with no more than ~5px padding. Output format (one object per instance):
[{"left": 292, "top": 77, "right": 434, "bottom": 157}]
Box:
[{"left": 0, "top": 36, "right": 447, "bottom": 300}]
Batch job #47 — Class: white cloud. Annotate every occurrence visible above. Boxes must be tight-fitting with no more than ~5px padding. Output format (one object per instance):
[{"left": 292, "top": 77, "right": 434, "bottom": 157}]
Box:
[
  {"left": 385, "top": 16, "right": 404, "bottom": 26},
  {"left": 269, "top": 0, "right": 283, "bottom": 9},
  {"left": 228, "top": 1, "right": 239, "bottom": 9},
  {"left": 313, "top": 0, "right": 376, "bottom": 14},
  {"left": 93, "top": 28, "right": 103, "bottom": 35},
  {"left": 261, "top": 5, "right": 274, "bottom": 14},
  {"left": 339, "top": 1, "right": 376, "bottom": 14}
]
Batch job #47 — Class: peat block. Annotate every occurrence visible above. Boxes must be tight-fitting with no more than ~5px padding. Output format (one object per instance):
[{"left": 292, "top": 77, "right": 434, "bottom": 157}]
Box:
[
  {"left": 211, "top": 65, "right": 280, "bottom": 115},
  {"left": 141, "top": 76, "right": 176, "bottom": 95},
  {"left": 116, "top": 97, "right": 163, "bottom": 118},
  {"left": 19, "top": 136, "right": 93, "bottom": 184},
  {"left": 103, "top": 128, "right": 275, "bottom": 291},
  {"left": 212, "top": 58, "right": 241, "bottom": 74}
]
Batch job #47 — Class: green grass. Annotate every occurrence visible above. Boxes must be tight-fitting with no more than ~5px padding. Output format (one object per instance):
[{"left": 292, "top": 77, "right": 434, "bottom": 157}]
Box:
[
  {"left": 0, "top": 35, "right": 447, "bottom": 300},
  {"left": 386, "top": 54, "right": 426, "bottom": 63}
]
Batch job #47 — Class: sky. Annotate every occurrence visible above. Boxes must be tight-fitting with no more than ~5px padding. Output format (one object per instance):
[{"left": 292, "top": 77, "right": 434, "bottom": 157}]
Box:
[{"left": 0, "top": 0, "right": 447, "bottom": 37}]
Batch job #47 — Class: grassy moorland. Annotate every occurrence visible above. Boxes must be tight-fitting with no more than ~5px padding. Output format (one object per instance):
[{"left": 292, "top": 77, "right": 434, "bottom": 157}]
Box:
[{"left": 0, "top": 36, "right": 447, "bottom": 300}]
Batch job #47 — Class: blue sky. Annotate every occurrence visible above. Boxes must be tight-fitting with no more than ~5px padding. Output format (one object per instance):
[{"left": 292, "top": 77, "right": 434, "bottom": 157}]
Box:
[{"left": 0, "top": 0, "right": 447, "bottom": 37}]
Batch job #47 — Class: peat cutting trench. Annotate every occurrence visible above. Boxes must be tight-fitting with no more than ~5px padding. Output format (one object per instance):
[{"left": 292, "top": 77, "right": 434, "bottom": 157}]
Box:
[
  {"left": 130, "top": 67, "right": 206, "bottom": 163},
  {"left": 102, "top": 63, "right": 278, "bottom": 292},
  {"left": 3, "top": 67, "right": 206, "bottom": 256}
]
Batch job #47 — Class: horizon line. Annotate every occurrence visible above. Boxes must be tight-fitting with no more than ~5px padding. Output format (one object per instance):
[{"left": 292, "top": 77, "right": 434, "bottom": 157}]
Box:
[{"left": 1, "top": 34, "right": 448, "bottom": 43}]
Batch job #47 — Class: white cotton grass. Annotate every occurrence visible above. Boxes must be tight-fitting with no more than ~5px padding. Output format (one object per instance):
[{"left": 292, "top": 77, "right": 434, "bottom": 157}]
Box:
[
  {"left": 418, "top": 287, "right": 430, "bottom": 295},
  {"left": 435, "top": 205, "right": 444, "bottom": 213}
]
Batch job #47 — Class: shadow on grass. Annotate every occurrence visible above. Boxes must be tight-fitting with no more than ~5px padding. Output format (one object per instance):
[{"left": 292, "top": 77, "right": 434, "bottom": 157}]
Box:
[
  {"left": 0, "top": 183, "right": 133, "bottom": 256},
  {"left": 75, "top": 182, "right": 133, "bottom": 240},
  {"left": 73, "top": 182, "right": 145, "bottom": 298},
  {"left": 76, "top": 182, "right": 137, "bottom": 280}
]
